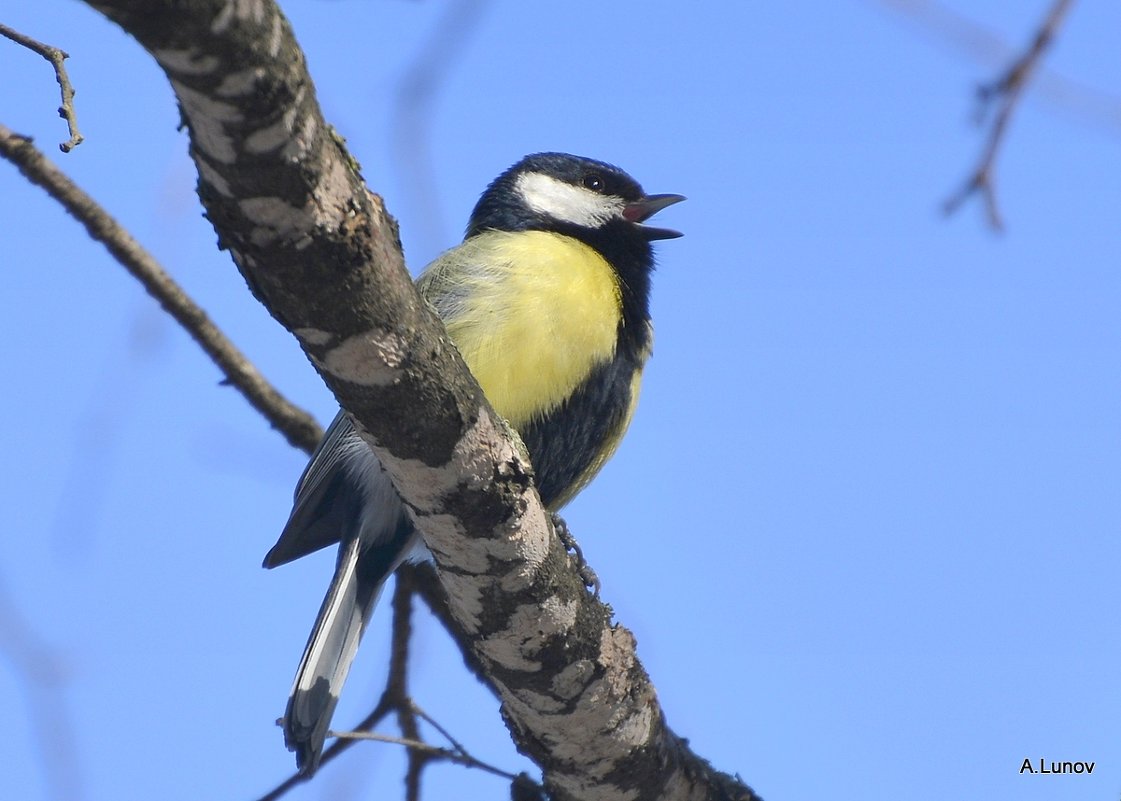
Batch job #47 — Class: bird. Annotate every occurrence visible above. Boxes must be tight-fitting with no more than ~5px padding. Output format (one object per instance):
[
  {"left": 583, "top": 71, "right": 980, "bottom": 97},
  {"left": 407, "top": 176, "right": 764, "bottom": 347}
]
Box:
[{"left": 263, "top": 152, "right": 683, "bottom": 775}]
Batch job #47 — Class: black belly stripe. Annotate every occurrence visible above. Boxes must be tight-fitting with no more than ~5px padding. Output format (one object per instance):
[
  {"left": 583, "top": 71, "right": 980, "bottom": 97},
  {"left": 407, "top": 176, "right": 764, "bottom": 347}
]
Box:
[{"left": 519, "top": 347, "right": 642, "bottom": 509}]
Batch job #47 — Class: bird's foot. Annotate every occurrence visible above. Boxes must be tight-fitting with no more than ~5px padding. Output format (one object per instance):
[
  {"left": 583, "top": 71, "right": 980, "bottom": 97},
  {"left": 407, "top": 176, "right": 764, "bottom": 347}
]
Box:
[{"left": 551, "top": 512, "right": 600, "bottom": 596}]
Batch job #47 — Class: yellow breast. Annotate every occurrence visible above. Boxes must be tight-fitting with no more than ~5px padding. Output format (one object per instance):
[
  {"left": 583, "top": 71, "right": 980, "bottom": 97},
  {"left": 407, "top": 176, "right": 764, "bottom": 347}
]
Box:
[{"left": 420, "top": 230, "right": 622, "bottom": 428}]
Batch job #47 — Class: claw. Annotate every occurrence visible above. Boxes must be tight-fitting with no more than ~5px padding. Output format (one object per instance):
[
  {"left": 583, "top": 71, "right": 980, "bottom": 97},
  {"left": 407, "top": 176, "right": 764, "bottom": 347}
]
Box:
[{"left": 551, "top": 513, "right": 601, "bottom": 596}]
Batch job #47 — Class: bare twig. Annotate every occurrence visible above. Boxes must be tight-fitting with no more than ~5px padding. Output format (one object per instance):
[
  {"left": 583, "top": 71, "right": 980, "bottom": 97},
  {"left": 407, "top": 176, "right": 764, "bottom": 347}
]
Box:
[
  {"left": 941, "top": 0, "right": 1076, "bottom": 230},
  {"left": 0, "top": 23, "right": 83, "bottom": 151},
  {"left": 409, "top": 699, "right": 539, "bottom": 786},
  {"left": 410, "top": 700, "right": 468, "bottom": 755},
  {"left": 0, "top": 125, "right": 322, "bottom": 452},
  {"left": 330, "top": 729, "right": 523, "bottom": 783}
]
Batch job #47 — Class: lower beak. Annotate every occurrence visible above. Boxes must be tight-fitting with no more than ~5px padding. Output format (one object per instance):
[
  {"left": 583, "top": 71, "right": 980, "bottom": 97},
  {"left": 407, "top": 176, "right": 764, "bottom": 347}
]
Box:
[{"left": 623, "top": 193, "right": 686, "bottom": 240}]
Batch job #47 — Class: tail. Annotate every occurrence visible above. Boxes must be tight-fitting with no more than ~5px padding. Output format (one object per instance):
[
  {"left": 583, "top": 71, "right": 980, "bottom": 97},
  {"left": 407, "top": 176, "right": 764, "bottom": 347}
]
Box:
[
  {"left": 282, "top": 535, "right": 386, "bottom": 774},
  {"left": 267, "top": 411, "right": 421, "bottom": 773}
]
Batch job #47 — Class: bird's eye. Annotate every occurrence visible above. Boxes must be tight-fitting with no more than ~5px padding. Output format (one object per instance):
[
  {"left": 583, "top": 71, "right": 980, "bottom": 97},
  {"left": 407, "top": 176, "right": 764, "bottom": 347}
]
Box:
[{"left": 582, "top": 173, "right": 605, "bottom": 193}]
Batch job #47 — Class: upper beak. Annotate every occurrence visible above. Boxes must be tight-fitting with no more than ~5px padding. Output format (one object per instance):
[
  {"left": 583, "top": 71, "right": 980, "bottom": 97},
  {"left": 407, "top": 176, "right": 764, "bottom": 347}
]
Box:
[{"left": 623, "top": 193, "right": 686, "bottom": 240}]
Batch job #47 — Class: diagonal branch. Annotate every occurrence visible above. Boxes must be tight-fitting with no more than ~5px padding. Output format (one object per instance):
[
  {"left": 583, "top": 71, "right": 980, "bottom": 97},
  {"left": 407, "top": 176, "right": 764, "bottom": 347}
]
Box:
[
  {"left": 0, "top": 124, "right": 322, "bottom": 453},
  {"left": 0, "top": 23, "right": 84, "bottom": 151},
  {"left": 942, "top": 0, "right": 1076, "bottom": 230},
  {"left": 78, "top": 2, "right": 758, "bottom": 799}
]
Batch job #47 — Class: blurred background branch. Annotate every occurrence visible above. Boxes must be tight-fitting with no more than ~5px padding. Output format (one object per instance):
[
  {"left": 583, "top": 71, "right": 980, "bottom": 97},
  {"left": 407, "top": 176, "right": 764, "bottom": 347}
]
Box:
[
  {"left": 875, "top": 0, "right": 1117, "bottom": 229},
  {"left": 0, "top": 576, "right": 82, "bottom": 801},
  {"left": 940, "top": 0, "right": 1076, "bottom": 229},
  {"left": 391, "top": 0, "right": 492, "bottom": 251}
]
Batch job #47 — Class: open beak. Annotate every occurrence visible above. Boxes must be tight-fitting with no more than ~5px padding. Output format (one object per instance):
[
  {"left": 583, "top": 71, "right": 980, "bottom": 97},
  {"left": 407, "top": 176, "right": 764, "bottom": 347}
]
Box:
[{"left": 623, "top": 193, "right": 686, "bottom": 240}]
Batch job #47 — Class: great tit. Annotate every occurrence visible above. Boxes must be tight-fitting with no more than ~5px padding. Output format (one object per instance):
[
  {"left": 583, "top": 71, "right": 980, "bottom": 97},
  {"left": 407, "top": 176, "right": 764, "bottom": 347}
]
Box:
[{"left": 264, "top": 152, "right": 683, "bottom": 774}]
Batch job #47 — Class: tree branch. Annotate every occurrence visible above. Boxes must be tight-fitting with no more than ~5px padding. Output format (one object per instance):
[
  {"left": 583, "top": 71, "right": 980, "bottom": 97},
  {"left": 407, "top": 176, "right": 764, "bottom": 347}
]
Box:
[
  {"left": 0, "top": 124, "right": 322, "bottom": 453},
  {"left": 0, "top": 23, "right": 84, "bottom": 151},
  {"left": 78, "top": 2, "right": 757, "bottom": 798},
  {"left": 942, "top": 0, "right": 1076, "bottom": 230}
]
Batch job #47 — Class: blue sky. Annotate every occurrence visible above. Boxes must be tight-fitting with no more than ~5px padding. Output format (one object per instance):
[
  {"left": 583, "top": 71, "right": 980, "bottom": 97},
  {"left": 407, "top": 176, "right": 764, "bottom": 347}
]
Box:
[{"left": 2, "top": 1, "right": 1119, "bottom": 800}]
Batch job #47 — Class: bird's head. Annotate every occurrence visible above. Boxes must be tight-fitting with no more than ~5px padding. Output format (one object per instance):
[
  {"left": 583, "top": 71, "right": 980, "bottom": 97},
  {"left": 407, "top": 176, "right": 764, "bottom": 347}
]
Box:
[{"left": 466, "top": 152, "right": 684, "bottom": 243}]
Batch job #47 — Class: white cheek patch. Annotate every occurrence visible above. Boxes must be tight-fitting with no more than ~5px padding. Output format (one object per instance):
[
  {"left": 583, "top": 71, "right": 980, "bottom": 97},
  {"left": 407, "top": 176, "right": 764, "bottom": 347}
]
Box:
[{"left": 515, "top": 171, "right": 624, "bottom": 228}]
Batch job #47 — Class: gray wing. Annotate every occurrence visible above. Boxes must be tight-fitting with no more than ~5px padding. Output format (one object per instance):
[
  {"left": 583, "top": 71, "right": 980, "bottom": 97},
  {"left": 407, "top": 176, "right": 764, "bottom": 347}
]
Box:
[{"left": 264, "top": 410, "right": 371, "bottom": 568}]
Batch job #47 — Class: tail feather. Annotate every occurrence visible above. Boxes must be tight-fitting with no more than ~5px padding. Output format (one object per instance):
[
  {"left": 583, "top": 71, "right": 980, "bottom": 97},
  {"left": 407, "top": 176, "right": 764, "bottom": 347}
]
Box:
[{"left": 282, "top": 536, "right": 386, "bottom": 774}]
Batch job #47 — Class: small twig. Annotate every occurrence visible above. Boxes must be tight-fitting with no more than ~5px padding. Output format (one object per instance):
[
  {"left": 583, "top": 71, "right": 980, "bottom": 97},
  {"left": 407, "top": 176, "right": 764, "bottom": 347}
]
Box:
[
  {"left": 329, "top": 729, "right": 523, "bottom": 782},
  {"left": 0, "top": 23, "right": 83, "bottom": 151},
  {"left": 329, "top": 729, "right": 446, "bottom": 755},
  {"left": 943, "top": 0, "right": 1075, "bottom": 230},
  {"left": 410, "top": 700, "right": 469, "bottom": 755},
  {"left": 0, "top": 125, "right": 322, "bottom": 453},
  {"left": 407, "top": 701, "right": 542, "bottom": 789}
]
